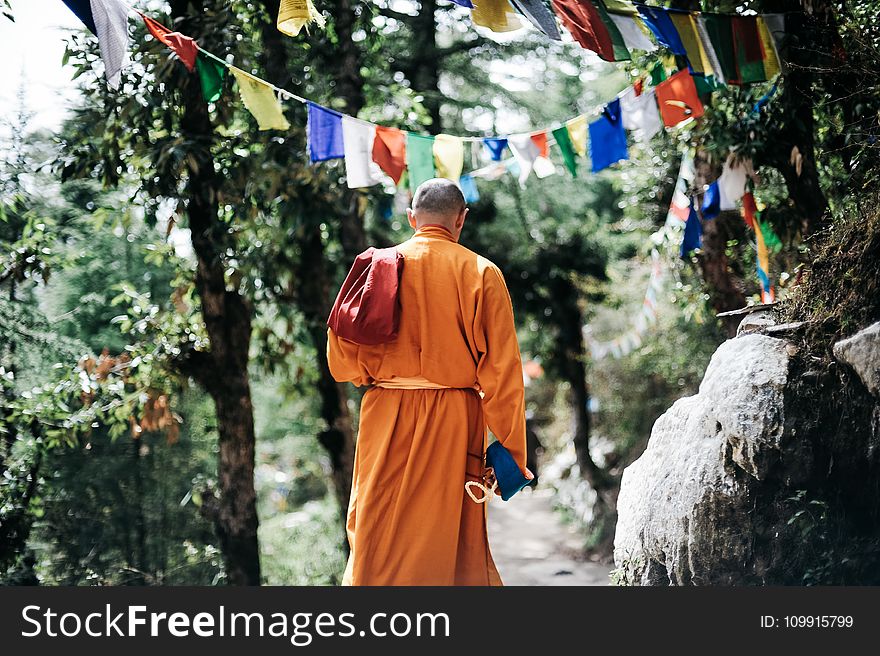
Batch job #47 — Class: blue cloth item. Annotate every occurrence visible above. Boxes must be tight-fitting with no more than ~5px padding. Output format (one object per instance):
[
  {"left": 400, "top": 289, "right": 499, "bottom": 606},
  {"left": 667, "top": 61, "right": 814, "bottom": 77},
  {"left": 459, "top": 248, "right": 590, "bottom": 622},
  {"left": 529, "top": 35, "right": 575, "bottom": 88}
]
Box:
[
  {"left": 485, "top": 441, "right": 531, "bottom": 501},
  {"left": 449, "top": 0, "right": 475, "bottom": 6},
  {"left": 307, "top": 102, "right": 345, "bottom": 163},
  {"left": 588, "top": 99, "right": 629, "bottom": 173},
  {"left": 483, "top": 137, "right": 509, "bottom": 162},
  {"left": 701, "top": 181, "right": 721, "bottom": 220},
  {"left": 62, "top": 0, "right": 97, "bottom": 35},
  {"left": 459, "top": 175, "right": 480, "bottom": 204},
  {"left": 636, "top": 4, "right": 687, "bottom": 56},
  {"left": 680, "top": 199, "right": 703, "bottom": 257}
]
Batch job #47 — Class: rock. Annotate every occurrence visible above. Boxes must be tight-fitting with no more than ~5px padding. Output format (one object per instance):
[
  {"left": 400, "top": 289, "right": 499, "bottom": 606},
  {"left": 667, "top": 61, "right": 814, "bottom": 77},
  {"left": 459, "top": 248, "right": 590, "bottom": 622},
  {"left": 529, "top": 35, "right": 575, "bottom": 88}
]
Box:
[
  {"left": 613, "top": 334, "right": 791, "bottom": 585},
  {"left": 737, "top": 308, "right": 776, "bottom": 335},
  {"left": 833, "top": 321, "right": 880, "bottom": 398}
]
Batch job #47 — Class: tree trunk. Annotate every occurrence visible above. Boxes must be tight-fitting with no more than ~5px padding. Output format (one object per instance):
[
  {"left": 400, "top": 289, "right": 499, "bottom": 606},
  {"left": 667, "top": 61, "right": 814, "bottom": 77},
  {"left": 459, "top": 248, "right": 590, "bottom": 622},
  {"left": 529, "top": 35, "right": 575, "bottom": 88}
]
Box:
[
  {"left": 171, "top": 0, "right": 261, "bottom": 586},
  {"left": 557, "top": 281, "right": 612, "bottom": 492},
  {"left": 256, "top": 0, "right": 357, "bottom": 535}
]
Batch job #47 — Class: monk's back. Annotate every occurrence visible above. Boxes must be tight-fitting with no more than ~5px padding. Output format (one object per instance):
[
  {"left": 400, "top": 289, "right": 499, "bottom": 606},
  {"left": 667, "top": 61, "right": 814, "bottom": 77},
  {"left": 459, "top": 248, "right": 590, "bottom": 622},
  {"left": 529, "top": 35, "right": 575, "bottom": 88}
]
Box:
[{"left": 384, "top": 225, "right": 494, "bottom": 388}]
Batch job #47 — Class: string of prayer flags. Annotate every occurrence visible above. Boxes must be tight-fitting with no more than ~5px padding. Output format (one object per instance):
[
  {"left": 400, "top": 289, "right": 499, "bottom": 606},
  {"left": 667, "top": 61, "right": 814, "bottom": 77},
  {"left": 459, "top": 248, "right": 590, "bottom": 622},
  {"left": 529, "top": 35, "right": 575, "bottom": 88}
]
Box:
[
  {"left": 565, "top": 115, "right": 588, "bottom": 157},
  {"left": 406, "top": 133, "right": 436, "bottom": 193},
  {"left": 277, "top": 0, "right": 326, "bottom": 37},
  {"left": 680, "top": 198, "right": 702, "bottom": 257},
  {"left": 635, "top": 4, "right": 686, "bottom": 57},
  {"left": 551, "top": 0, "right": 626, "bottom": 62},
  {"left": 372, "top": 126, "right": 407, "bottom": 185},
  {"left": 342, "top": 117, "right": 384, "bottom": 188},
  {"left": 196, "top": 54, "right": 227, "bottom": 103},
  {"left": 472, "top": 0, "right": 522, "bottom": 33},
  {"left": 483, "top": 138, "right": 509, "bottom": 162},
  {"left": 620, "top": 87, "right": 662, "bottom": 142},
  {"left": 586, "top": 249, "right": 665, "bottom": 361},
  {"left": 307, "top": 103, "right": 345, "bottom": 162},
  {"left": 551, "top": 125, "right": 578, "bottom": 177},
  {"left": 510, "top": 0, "right": 562, "bottom": 41},
  {"left": 91, "top": 0, "right": 131, "bottom": 89},
  {"left": 460, "top": 175, "right": 480, "bottom": 203},
  {"left": 743, "top": 192, "right": 774, "bottom": 302},
  {"left": 654, "top": 69, "right": 704, "bottom": 127},
  {"left": 588, "top": 98, "right": 628, "bottom": 173},
  {"left": 141, "top": 14, "right": 198, "bottom": 71},
  {"left": 231, "top": 67, "right": 290, "bottom": 131},
  {"left": 62, "top": 0, "right": 97, "bottom": 35},
  {"left": 592, "top": 0, "right": 631, "bottom": 61},
  {"left": 433, "top": 134, "right": 465, "bottom": 182}
]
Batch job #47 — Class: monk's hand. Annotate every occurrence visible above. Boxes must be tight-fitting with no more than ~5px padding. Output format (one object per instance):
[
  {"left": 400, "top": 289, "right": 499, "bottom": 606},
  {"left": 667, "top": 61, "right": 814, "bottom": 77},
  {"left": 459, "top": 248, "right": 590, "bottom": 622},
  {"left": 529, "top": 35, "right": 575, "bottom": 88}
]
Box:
[{"left": 524, "top": 467, "right": 535, "bottom": 481}]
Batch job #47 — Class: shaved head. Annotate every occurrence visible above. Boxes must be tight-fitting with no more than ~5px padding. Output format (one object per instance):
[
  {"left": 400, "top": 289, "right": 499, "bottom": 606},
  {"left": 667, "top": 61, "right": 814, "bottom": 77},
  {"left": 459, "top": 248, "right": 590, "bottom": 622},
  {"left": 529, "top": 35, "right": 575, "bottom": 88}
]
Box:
[
  {"left": 412, "top": 178, "right": 465, "bottom": 216},
  {"left": 408, "top": 178, "right": 469, "bottom": 240}
]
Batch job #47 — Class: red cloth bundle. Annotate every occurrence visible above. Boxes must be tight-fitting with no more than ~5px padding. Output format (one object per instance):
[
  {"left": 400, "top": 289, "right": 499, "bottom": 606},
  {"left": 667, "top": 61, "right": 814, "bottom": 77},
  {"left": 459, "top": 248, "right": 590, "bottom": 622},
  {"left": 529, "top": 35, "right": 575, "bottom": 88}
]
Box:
[{"left": 327, "top": 247, "right": 404, "bottom": 345}]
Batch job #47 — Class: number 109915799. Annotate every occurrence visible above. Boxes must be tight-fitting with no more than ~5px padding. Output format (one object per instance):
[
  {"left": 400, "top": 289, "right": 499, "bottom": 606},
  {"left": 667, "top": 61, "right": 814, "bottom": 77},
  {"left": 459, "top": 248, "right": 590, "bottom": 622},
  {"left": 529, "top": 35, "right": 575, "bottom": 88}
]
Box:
[{"left": 761, "top": 615, "right": 854, "bottom": 629}]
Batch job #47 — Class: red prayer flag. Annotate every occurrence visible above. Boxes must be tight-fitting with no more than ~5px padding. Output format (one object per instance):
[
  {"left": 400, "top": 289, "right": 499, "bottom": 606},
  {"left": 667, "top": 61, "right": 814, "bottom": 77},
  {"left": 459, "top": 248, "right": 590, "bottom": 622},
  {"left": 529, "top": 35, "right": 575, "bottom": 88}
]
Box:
[
  {"left": 551, "top": 0, "right": 615, "bottom": 61},
  {"left": 741, "top": 191, "right": 758, "bottom": 229},
  {"left": 530, "top": 132, "right": 549, "bottom": 158},
  {"left": 634, "top": 78, "right": 644, "bottom": 96},
  {"left": 141, "top": 14, "right": 198, "bottom": 72},
  {"left": 371, "top": 126, "right": 407, "bottom": 185},
  {"left": 327, "top": 247, "right": 405, "bottom": 345},
  {"left": 654, "top": 70, "right": 705, "bottom": 127}
]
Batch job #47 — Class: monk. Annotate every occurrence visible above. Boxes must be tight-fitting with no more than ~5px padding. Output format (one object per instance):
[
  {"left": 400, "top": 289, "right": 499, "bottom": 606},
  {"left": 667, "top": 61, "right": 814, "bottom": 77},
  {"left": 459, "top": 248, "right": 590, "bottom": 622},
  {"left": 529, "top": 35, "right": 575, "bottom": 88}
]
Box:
[{"left": 327, "top": 178, "right": 531, "bottom": 586}]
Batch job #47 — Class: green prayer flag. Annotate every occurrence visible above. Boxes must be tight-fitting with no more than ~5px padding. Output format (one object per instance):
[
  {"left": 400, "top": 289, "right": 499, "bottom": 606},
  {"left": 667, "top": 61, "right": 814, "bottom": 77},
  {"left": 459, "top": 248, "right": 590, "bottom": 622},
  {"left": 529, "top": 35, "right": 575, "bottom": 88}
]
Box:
[
  {"left": 649, "top": 60, "right": 667, "bottom": 85},
  {"left": 693, "top": 74, "right": 721, "bottom": 95},
  {"left": 758, "top": 219, "right": 782, "bottom": 252},
  {"left": 552, "top": 126, "right": 578, "bottom": 177},
  {"left": 702, "top": 14, "right": 739, "bottom": 84},
  {"left": 406, "top": 133, "right": 436, "bottom": 194},
  {"left": 592, "top": 0, "right": 631, "bottom": 62},
  {"left": 197, "top": 53, "right": 226, "bottom": 103}
]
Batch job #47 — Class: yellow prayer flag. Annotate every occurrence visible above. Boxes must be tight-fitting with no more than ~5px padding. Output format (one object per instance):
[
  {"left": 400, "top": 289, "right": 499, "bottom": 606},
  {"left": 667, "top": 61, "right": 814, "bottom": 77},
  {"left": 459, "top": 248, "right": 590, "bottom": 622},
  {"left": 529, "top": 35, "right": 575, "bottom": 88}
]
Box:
[
  {"left": 432, "top": 134, "right": 464, "bottom": 181},
  {"left": 604, "top": 0, "right": 638, "bottom": 15},
  {"left": 277, "top": 0, "right": 326, "bottom": 37},
  {"left": 230, "top": 67, "right": 290, "bottom": 131},
  {"left": 472, "top": 0, "right": 522, "bottom": 33},
  {"left": 669, "top": 13, "right": 712, "bottom": 76},
  {"left": 757, "top": 17, "right": 781, "bottom": 79},
  {"left": 566, "top": 115, "right": 587, "bottom": 157}
]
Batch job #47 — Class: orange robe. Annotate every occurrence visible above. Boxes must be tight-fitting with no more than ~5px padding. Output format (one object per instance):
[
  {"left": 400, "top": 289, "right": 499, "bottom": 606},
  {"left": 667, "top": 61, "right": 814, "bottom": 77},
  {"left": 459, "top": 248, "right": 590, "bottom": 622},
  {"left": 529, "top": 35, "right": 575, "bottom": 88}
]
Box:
[{"left": 327, "top": 224, "right": 527, "bottom": 585}]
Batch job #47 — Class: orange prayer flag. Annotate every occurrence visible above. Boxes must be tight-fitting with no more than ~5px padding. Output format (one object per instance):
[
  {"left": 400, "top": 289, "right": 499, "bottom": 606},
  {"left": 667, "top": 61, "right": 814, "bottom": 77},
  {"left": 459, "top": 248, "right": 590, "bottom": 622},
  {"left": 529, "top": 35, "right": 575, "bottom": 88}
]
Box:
[
  {"left": 654, "top": 70, "right": 704, "bottom": 127},
  {"left": 141, "top": 13, "right": 198, "bottom": 72},
  {"left": 530, "top": 132, "right": 549, "bottom": 158},
  {"left": 372, "top": 126, "right": 407, "bottom": 185}
]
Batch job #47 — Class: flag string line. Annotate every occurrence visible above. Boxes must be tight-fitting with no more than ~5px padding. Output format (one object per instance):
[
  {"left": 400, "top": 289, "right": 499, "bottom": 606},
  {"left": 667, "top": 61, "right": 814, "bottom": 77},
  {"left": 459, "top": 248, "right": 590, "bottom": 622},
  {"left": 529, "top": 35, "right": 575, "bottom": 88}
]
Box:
[{"left": 115, "top": 1, "right": 781, "bottom": 145}]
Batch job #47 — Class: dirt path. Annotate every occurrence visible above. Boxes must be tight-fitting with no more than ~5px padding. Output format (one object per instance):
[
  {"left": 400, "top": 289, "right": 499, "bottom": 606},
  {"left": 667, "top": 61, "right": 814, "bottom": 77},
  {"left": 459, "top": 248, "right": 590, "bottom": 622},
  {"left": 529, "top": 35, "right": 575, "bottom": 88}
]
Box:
[{"left": 487, "top": 488, "right": 612, "bottom": 586}]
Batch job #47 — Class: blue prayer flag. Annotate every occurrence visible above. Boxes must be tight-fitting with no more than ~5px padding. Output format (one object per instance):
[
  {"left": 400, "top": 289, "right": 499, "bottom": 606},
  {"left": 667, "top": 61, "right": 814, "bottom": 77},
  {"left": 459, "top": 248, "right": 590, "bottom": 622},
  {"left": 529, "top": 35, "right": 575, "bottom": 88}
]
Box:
[
  {"left": 460, "top": 175, "right": 480, "bottom": 204},
  {"left": 483, "top": 137, "right": 508, "bottom": 162},
  {"left": 680, "top": 199, "right": 703, "bottom": 257},
  {"left": 701, "top": 181, "right": 721, "bottom": 220},
  {"left": 449, "top": 0, "right": 475, "bottom": 6},
  {"left": 636, "top": 5, "right": 687, "bottom": 56},
  {"left": 307, "top": 103, "right": 345, "bottom": 163},
  {"left": 588, "top": 99, "right": 628, "bottom": 173},
  {"left": 62, "top": 0, "right": 97, "bottom": 35}
]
